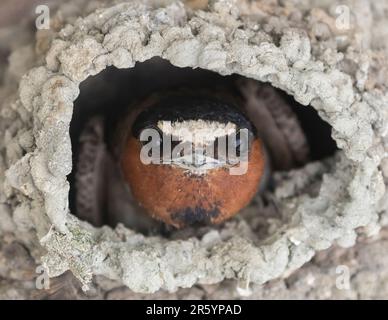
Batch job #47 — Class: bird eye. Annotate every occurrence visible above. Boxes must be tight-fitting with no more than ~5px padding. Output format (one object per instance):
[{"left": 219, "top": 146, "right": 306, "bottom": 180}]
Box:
[
  {"left": 69, "top": 58, "right": 337, "bottom": 232},
  {"left": 234, "top": 134, "right": 243, "bottom": 158},
  {"left": 137, "top": 126, "right": 161, "bottom": 159}
]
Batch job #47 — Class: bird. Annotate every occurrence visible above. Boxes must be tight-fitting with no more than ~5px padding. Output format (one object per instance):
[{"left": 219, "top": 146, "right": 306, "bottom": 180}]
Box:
[
  {"left": 74, "top": 78, "right": 309, "bottom": 230},
  {"left": 118, "top": 89, "right": 266, "bottom": 228}
]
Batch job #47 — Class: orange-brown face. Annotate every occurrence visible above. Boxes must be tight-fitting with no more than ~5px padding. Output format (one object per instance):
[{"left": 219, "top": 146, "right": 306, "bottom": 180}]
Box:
[{"left": 120, "top": 135, "right": 265, "bottom": 228}]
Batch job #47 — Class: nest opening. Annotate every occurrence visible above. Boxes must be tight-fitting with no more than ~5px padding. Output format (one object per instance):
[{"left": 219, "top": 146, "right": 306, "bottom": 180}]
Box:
[{"left": 69, "top": 57, "right": 337, "bottom": 234}]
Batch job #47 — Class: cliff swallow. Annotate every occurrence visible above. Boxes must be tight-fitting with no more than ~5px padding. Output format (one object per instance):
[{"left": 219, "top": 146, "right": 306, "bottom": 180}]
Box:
[
  {"left": 119, "top": 91, "right": 266, "bottom": 228},
  {"left": 74, "top": 79, "right": 310, "bottom": 230}
]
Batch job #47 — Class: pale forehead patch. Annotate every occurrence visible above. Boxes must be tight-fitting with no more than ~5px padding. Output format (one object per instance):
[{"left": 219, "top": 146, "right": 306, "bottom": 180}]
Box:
[{"left": 157, "top": 120, "right": 237, "bottom": 144}]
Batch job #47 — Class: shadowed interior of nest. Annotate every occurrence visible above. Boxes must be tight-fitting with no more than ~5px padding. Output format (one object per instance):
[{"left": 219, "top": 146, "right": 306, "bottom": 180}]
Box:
[{"left": 68, "top": 57, "right": 337, "bottom": 231}]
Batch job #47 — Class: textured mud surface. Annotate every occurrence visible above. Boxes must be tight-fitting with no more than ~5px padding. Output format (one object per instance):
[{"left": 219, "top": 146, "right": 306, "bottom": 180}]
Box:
[
  {"left": 2, "top": 228, "right": 388, "bottom": 299},
  {"left": 0, "top": 0, "right": 388, "bottom": 297}
]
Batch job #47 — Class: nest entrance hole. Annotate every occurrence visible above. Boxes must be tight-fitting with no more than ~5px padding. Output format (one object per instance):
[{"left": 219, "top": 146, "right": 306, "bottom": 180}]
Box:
[{"left": 68, "top": 57, "right": 337, "bottom": 232}]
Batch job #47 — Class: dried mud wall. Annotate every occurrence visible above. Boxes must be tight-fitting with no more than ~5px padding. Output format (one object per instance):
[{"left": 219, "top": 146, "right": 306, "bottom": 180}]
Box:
[{"left": 0, "top": 0, "right": 387, "bottom": 297}]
